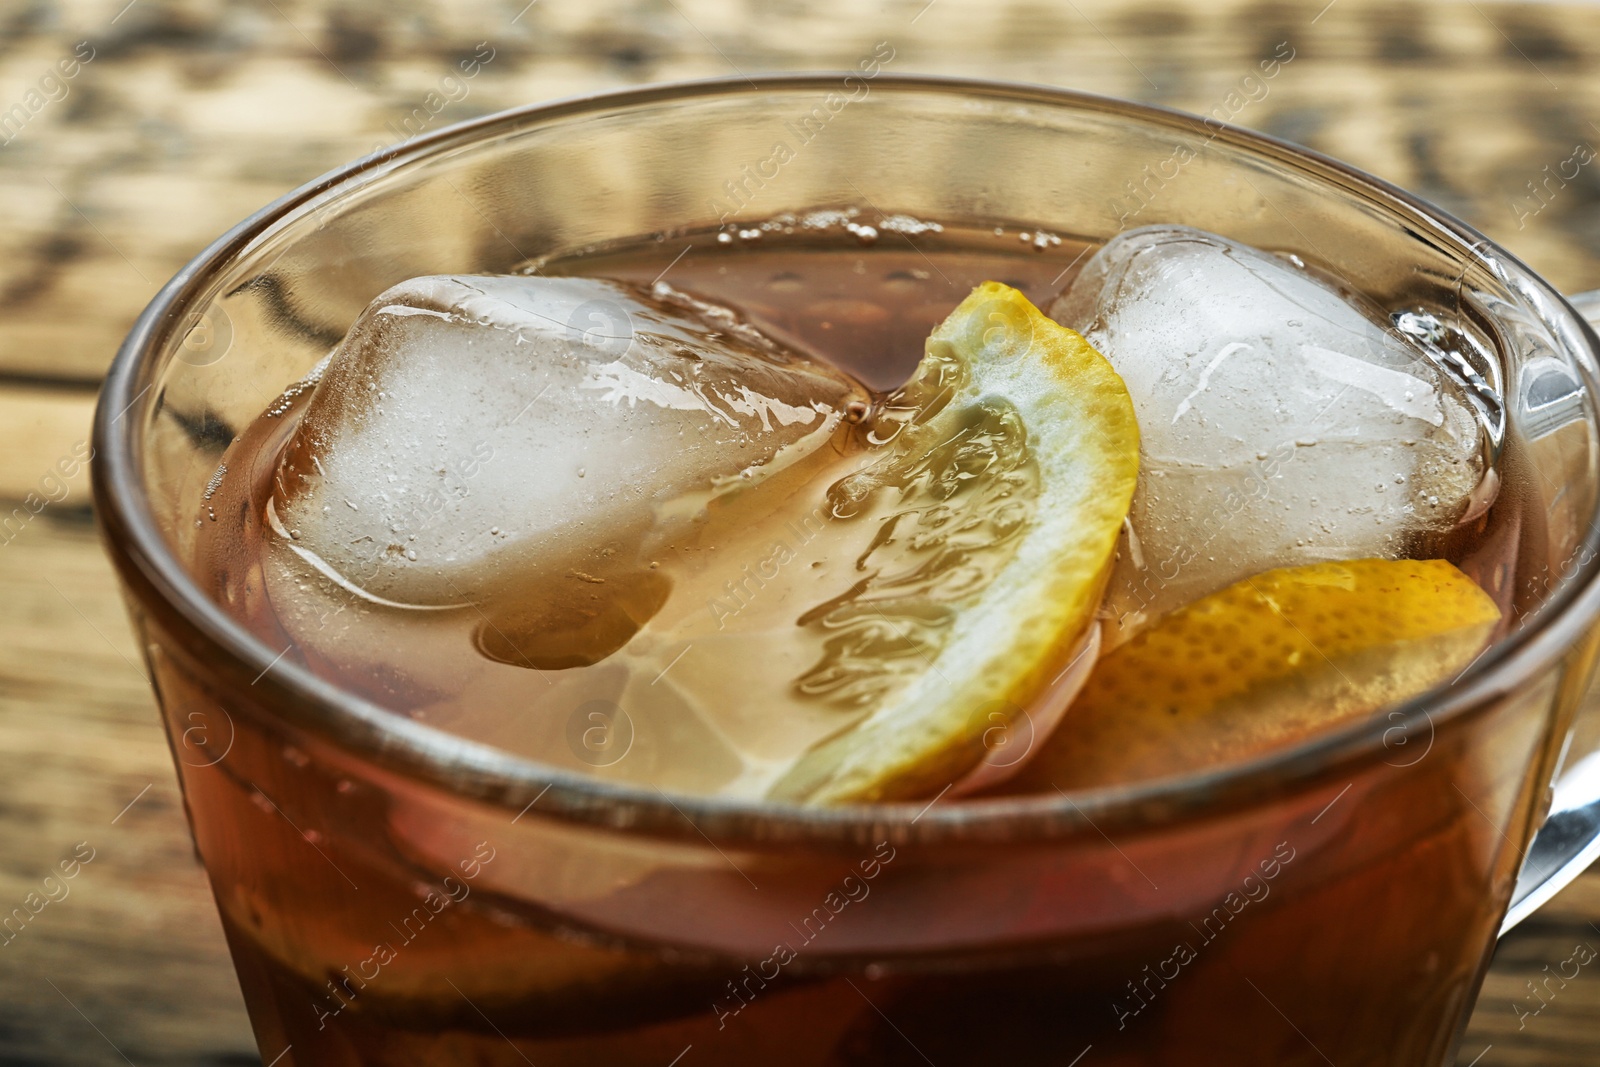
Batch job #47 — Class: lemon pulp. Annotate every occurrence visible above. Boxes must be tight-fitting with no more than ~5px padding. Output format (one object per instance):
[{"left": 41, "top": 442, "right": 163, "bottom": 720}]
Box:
[{"left": 766, "top": 282, "right": 1140, "bottom": 802}]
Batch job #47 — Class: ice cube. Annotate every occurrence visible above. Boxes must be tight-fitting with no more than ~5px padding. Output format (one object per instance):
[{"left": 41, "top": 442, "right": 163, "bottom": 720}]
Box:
[
  {"left": 271, "top": 275, "right": 867, "bottom": 608},
  {"left": 1049, "top": 227, "right": 1488, "bottom": 645}
]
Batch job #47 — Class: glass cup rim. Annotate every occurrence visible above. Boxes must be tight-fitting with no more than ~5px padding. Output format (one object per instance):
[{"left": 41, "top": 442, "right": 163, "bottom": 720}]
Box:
[{"left": 92, "top": 72, "right": 1600, "bottom": 848}]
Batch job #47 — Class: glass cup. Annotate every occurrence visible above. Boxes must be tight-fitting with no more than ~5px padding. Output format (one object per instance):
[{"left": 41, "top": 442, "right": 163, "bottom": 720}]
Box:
[{"left": 93, "top": 75, "right": 1600, "bottom": 1066}]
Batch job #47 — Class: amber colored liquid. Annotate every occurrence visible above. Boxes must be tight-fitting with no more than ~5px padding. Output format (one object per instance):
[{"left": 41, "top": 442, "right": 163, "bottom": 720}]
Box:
[{"left": 174, "top": 226, "right": 1547, "bottom": 1066}]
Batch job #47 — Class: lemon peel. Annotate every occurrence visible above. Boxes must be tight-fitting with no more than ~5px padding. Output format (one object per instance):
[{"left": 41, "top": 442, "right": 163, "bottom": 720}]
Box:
[
  {"left": 1011, "top": 557, "right": 1500, "bottom": 792},
  {"left": 770, "top": 282, "right": 1140, "bottom": 803}
]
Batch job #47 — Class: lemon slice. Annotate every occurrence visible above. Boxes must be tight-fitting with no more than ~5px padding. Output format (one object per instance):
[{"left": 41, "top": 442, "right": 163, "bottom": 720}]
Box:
[
  {"left": 1008, "top": 558, "right": 1501, "bottom": 792},
  {"left": 768, "top": 282, "right": 1140, "bottom": 803}
]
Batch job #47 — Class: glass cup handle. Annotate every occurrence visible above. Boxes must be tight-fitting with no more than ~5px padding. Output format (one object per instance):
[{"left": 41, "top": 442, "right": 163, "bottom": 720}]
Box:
[{"left": 1502, "top": 288, "right": 1600, "bottom": 931}]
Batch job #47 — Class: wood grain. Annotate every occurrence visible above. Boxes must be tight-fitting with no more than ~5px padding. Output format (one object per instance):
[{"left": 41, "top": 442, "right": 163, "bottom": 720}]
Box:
[{"left": 2, "top": 0, "right": 1599, "bottom": 1062}]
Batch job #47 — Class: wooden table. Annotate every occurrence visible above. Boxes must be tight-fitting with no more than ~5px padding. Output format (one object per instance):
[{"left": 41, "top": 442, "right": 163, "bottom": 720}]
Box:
[{"left": 2, "top": 0, "right": 1599, "bottom": 1062}]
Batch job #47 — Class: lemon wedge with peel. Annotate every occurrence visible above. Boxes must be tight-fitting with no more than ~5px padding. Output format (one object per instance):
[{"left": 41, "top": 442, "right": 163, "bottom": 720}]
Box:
[
  {"left": 1008, "top": 557, "right": 1501, "bottom": 792},
  {"left": 769, "top": 282, "right": 1140, "bottom": 804}
]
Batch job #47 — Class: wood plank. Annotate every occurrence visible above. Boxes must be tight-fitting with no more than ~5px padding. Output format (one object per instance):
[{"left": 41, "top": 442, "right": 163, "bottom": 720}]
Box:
[
  {"left": 2, "top": 0, "right": 1600, "bottom": 383},
  {"left": 0, "top": 388, "right": 96, "bottom": 511},
  {"left": 0, "top": 517, "right": 256, "bottom": 1066}
]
